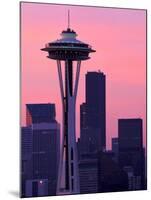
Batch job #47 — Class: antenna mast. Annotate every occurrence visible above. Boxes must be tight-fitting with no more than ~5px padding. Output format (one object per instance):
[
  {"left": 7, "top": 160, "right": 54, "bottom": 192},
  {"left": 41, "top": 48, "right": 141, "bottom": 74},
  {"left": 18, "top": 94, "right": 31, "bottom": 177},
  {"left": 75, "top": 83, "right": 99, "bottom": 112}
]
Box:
[{"left": 68, "top": 10, "right": 70, "bottom": 29}]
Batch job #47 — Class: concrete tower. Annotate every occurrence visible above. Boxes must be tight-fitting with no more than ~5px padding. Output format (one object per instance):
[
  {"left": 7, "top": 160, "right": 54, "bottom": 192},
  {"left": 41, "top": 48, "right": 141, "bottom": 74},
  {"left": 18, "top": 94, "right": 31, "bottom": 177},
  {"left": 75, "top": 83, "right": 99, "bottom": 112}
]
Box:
[{"left": 41, "top": 12, "right": 95, "bottom": 195}]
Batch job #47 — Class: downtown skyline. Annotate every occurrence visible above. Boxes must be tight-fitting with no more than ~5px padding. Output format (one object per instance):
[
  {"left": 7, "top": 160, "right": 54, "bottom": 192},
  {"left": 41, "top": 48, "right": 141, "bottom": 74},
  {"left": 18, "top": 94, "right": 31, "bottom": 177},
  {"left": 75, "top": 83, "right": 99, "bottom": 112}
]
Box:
[{"left": 21, "top": 2, "right": 146, "bottom": 149}]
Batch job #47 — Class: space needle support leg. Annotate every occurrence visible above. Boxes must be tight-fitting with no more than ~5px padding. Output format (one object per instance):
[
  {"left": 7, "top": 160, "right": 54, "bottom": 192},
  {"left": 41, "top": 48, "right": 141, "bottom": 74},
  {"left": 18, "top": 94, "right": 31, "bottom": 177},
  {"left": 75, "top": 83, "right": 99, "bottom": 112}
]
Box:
[
  {"left": 72, "top": 60, "right": 81, "bottom": 193},
  {"left": 57, "top": 60, "right": 64, "bottom": 101},
  {"left": 73, "top": 60, "right": 81, "bottom": 100},
  {"left": 56, "top": 60, "right": 65, "bottom": 195}
]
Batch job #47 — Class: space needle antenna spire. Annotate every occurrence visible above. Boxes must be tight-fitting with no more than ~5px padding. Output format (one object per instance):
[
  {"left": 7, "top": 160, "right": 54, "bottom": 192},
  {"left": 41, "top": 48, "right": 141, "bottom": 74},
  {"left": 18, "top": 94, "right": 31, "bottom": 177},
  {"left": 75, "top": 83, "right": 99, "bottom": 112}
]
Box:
[{"left": 68, "top": 9, "right": 70, "bottom": 29}]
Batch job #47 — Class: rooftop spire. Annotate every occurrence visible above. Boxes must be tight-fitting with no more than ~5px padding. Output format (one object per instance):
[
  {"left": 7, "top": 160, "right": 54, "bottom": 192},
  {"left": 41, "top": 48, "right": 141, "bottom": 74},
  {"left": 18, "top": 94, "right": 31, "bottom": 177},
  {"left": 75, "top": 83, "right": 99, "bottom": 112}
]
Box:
[{"left": 68, "top": 9, "right": 70, "bottom": 29}]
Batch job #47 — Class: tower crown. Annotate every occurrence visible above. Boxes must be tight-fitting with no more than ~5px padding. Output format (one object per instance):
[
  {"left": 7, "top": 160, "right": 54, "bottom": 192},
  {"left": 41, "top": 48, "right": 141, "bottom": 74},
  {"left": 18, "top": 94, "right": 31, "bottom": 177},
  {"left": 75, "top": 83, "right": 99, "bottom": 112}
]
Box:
[{"left": 61, "top": 28, "right": 77, "bottom": 39}]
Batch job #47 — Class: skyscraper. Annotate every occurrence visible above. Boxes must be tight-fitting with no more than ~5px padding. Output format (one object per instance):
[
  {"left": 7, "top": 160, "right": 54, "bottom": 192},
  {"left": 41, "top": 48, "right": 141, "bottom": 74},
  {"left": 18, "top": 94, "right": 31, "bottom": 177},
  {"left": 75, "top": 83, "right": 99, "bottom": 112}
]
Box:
[
  {"left": 21, "top": 103, "right": 60, "bottom": 197},
  {"left": 31, "top": 122, "right": 60, "bottom": 196},
  {"left": 80, "top": 71, "right": 106, "bottom": 154},
  {"left": 118, "top": 118, "right": 145, "bottom": 190}
]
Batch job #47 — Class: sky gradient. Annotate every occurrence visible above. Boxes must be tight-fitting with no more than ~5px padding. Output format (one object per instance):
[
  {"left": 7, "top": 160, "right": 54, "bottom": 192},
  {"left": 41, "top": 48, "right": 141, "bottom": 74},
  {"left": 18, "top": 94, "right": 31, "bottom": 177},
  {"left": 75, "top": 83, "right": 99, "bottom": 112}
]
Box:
[{"left": 21, "top": 2, "right": 146, "bottom": 149}]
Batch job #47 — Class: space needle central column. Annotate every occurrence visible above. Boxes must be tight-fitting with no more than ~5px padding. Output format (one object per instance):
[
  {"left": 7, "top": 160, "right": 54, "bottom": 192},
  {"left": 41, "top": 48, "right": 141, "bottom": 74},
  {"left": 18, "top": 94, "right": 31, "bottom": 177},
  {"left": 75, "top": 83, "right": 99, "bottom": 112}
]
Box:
[{"left": 41, "top": 18, "right": 95, "bottom": 194}]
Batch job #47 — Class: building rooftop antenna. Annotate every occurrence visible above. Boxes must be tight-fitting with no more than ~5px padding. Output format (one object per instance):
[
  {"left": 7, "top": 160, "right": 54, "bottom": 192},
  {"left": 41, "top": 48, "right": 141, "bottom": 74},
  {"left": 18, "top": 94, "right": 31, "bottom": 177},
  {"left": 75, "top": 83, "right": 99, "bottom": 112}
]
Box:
[{"left": 68, "top": 9, "right": 70, "bottom": 29}]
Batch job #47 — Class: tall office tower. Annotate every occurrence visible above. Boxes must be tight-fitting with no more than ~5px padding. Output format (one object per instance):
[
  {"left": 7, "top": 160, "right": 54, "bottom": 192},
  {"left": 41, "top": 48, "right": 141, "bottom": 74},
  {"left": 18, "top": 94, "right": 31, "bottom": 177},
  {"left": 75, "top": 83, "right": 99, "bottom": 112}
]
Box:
[
  {"left": 118, "top": 118, "right": 145, "bottom": 190},
  {"left": 41, "top": 15, "right": 95, "bottom": 194},
  {"left": 25, "top": 103, "right": 60, "bottom": 197},
  {"left": 112, "top": 138, "right": 119, "bottom": 163},
  {"left": 86, "top": 71, "right": 106, "bottom": 150},
  {"left": 80, "top": 71, "right": 106, "bottom": 154},
  {"left": 80, "top": 103, "right": 98, "bottom": 154}
]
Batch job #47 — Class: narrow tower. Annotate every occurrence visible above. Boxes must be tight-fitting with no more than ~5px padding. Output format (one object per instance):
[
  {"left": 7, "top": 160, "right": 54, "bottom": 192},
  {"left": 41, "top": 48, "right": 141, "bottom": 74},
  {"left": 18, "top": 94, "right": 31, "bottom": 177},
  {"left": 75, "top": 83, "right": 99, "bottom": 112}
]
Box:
[{"left": 41, "top": 13, "right": 95, "bottom": 195}]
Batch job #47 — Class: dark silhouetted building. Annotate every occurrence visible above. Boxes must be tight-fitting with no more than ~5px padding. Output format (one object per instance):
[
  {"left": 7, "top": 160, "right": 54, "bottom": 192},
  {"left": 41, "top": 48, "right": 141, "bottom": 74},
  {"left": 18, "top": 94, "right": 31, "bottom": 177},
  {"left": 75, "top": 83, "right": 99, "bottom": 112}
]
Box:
[
  {"left": 78, "top": 71, "right": 107, "bottom": 193},
  {"left": 21, "top": 103, "right": 60, "bottom": 197},
  {"left": 79, "top": 153, "right": 98, "bottom": 194},
  {"left": 21, "top": 126, "right": 33, "bottom": 197},
  {"left": 25, "top": 179, "right": 49, "bottom": 197},
  {"left": 123, "top": 166, "right": 137, "bottom": 190},
  {"left": 118, "top": 118, "right": 145, "bottom": 190},
  {"left": 97, "top": 151, "right": 128, "bottom": 192},
  {"left": 79, "top": 151, "right": 128, "bottom": 194},
  {"left": 80, "top": 71, "right": 106, "bottom": 156},
  {"left": 112, "top": 137, "right": 119, "bottom": 163},
  {"left": 26, "top": 103, "right": 56, "bottom": 125},
  {"left": 31, "top": 122, "right": 60, "bottom": 196},
  {"left": 86, "top": 71, "right": 106, "bottom": 150}
]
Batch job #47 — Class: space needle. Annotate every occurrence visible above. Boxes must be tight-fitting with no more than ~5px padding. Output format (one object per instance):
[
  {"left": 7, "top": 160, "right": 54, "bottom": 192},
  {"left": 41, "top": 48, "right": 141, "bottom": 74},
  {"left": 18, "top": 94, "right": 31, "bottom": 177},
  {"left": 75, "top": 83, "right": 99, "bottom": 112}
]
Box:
[{"left": 41, "top": 11, "right": 95, "bottom": 195}]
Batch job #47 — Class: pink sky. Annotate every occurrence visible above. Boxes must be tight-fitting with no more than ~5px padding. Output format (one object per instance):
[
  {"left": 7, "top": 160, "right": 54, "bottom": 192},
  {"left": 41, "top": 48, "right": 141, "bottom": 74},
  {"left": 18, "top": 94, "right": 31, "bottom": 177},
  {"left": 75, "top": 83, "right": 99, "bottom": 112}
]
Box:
[{"left": 21, "top": 2, "right": 146, "bottom": 149}]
